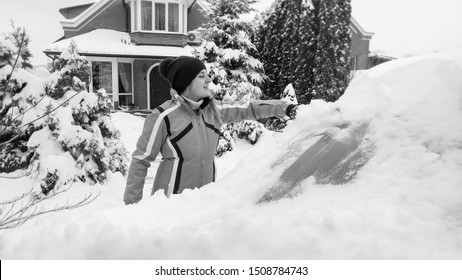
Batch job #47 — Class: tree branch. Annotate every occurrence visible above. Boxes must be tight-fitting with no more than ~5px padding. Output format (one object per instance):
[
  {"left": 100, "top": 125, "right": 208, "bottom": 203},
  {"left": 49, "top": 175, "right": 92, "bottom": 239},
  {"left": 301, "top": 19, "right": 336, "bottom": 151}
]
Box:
[
  {"left": 11, "top": 92, "right": 47, "bottom": 122},
  {"left": 0, "top": 184, "right": 100, "bottom": 230}
]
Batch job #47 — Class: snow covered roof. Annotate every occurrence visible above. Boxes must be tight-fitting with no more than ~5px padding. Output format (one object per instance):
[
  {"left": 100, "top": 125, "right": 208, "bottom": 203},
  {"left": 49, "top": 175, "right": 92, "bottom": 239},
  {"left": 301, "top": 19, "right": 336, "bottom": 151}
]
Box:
[
  {"left": 60, "top": 0, "right": 95, "bottom": 8},
  {"left": 43, "top": 29, "right": 194, "bottom": 58}
]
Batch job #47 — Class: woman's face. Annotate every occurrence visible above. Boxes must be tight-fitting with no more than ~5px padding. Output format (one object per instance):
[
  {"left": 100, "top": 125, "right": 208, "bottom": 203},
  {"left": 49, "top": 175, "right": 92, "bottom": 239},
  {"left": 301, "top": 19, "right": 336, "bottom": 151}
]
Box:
[{"left": 183, "top": 70, "right": 212, "bottom": 101}]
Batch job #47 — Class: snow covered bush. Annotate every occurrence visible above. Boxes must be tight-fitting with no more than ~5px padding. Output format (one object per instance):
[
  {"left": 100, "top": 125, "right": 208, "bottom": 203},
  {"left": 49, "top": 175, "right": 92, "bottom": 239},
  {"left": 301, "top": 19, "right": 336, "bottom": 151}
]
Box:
[
  {"left": 215, "top": 120, "right": 264, "bottom": 157},
  {"left": 49, "top": 41, "right": 90, "bottom": 99},
  {"left": 30, "top": 47, "right": 128, "bottom": 190},
  {"left": 216, "top": 124, "right": 235, "bottom": 157},
  {"left": 235, "top": 120, "right": 263, "bottom": 144},
  {"left": 0, "top": 39, "right": 128, "bottom": 194}
]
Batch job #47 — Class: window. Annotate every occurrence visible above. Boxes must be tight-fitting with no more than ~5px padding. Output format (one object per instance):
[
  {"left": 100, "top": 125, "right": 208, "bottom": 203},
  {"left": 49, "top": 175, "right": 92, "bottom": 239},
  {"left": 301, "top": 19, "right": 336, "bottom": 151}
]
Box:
[
  {"left": 118, "top": 63, "right": 133, "bottom": 106},
  {"left": 92, "top": 61, "right": 112, "bottom": 93},
  {"left": 133, "top": 0, "right": 138, "bottom": 30},
  {"left": 168, "top": 3, "right": 179, "bottom": 32},
  {"left": 350, "top": 56, "right": 357, "bottom": 71},
  {"left": 132, "top": 0, "right": 183, "bottom": 33},
  {"left": 154, "top": 3, "right": 166, "bottom": 30},
  {"left": 90, "top": 59, "right": 134, "bottom": 109},
  {"left": 141, "top": 1, "right": 152, "bottom": 30}
]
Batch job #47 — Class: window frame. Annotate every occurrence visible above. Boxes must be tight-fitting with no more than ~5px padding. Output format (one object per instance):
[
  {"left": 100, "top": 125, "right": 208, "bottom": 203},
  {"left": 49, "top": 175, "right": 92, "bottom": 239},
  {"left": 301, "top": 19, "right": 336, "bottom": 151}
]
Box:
[
  {"left": 91, "top": 60, "right": 113, "bottom": 96},
  {"left": 131, "top": 0, "right": 186, "bottom": 34},
  {"left": 350, "top": 56, "right": 357, "bottom": 71},
  {"left": 89, "top": 57, "right": 135, "bottom": 108}
]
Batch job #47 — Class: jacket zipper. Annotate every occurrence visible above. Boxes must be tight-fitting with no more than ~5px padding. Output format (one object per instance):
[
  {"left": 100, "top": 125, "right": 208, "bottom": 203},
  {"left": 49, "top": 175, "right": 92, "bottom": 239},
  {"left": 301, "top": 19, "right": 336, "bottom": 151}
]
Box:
[
  {"left": 180, "top": 101, "right": 208, "bottom": 187},
  {"left": 198, "top": 116, "right": 206, "bottom": 187}
]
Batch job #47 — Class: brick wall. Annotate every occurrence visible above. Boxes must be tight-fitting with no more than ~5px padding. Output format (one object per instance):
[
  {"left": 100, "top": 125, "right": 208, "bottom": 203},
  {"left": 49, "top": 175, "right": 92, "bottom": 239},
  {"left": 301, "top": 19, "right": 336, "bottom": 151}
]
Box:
[
  {"left": 130, "top": 32, "right": 188, "bottom": 46},
  {"left": 133, "top": 59, "right": 163, "bottom": 109},
  {"left": 350, "top": 31, "right": 370, "bottom": 70}
]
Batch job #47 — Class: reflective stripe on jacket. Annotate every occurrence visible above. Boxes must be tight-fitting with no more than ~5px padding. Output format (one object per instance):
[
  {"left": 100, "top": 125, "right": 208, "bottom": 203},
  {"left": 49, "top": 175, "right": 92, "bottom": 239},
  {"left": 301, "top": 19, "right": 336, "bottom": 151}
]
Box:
[{"left": 123, "top": 97, "right": 289, "bottom": 204}]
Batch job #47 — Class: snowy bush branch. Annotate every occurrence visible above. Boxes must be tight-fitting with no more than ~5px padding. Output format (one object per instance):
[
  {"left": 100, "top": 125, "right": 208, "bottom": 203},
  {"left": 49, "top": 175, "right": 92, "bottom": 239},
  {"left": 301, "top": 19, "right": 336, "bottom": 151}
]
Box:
[
  {"left": 0, "top": 184, "right": 100, "bottom": 230},
  {"left": 17, "top": 89, "right": 84, "bottom": 130}
]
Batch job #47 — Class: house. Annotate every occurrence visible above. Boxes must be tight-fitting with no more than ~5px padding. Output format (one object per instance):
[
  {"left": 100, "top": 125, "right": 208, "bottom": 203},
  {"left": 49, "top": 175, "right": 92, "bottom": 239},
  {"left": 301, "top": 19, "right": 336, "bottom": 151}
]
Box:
[
  {"left": 44, "top": 0, "right": 208, "bottom": 110},
  {"left": 44, "top": 0, "right": 374, "bottom": 110},
  {"left": 350, "top": 17, "right": 374, "bottom": 71}
]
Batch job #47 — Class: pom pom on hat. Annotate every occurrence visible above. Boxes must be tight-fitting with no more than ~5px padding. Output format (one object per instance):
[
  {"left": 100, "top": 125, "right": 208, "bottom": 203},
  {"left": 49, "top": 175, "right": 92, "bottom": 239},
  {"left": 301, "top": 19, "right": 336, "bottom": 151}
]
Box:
[{"left": 158, "top": 56, "right": 206, "bottom": 94}]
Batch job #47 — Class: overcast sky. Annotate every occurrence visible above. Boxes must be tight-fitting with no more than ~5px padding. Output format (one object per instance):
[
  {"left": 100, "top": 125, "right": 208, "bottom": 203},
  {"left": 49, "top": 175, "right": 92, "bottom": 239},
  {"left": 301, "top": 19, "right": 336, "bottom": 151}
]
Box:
[{"left": 1, "top": 0, "right": 462, "bottom": 65}]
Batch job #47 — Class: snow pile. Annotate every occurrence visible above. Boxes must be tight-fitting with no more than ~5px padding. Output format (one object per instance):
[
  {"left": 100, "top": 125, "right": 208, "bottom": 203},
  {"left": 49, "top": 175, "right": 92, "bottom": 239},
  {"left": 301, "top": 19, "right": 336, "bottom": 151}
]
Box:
[{"left": 1, "top": 50, "right": 462, "bottom": 259}]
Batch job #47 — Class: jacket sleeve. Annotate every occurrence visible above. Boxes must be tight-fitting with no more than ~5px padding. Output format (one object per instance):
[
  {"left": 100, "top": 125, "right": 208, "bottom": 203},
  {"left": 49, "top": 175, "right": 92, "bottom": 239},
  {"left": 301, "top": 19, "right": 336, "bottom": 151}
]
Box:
[
  {"left": 123, "top": 110, "right": 167, "bottom": 205},
  {"left": 218, "top": 99, "right": 289, "bottom": 124}
]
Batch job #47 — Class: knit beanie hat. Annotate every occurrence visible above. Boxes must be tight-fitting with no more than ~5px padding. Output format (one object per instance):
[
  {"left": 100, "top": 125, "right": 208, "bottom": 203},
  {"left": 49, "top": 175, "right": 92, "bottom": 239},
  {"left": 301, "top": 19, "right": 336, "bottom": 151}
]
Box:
[{"left": 158, "top": 56, "right": 206, "bottom": 94}]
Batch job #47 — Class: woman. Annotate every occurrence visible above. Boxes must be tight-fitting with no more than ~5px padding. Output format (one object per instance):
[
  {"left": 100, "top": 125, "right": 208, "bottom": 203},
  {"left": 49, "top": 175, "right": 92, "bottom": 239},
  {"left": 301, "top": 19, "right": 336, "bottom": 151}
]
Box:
[{"left": 124, "top": 56, "right": 296, "bottom": 204}]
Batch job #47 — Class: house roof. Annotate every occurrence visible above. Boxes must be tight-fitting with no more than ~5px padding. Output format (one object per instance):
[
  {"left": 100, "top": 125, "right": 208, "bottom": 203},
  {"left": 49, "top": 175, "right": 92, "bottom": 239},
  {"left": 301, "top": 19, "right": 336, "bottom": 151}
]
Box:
[
  {"left": 60, "top": 0, "right": 95, "bottom": 9},
  {"left": 43, "top": 29, "right": 194, "bottom": 59}
]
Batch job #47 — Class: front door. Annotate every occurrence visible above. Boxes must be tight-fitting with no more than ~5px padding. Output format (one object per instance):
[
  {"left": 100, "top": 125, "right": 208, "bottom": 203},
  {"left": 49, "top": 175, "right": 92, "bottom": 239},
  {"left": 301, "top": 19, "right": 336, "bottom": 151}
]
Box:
[{"left": 149, "top": 65, "right": 171, "bottom": 109}]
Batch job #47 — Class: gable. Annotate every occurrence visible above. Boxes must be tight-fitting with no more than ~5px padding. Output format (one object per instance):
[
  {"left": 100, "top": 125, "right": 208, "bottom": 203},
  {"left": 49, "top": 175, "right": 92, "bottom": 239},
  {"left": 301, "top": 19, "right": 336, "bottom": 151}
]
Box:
[
  {"left": 59, "top": 3, "right": 95, "bottom": 19},
  {"left": 350, "top": 17, "right": 374, "bottom": 40},
  {"left": 61, "top": 0, "right": 124, "bottom": 38}
]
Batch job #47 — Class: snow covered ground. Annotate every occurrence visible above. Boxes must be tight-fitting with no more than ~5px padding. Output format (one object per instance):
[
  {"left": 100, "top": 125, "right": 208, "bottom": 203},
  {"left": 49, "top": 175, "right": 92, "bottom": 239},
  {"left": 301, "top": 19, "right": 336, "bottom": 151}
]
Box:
[{"left": 1, "top": 50, "right": 462, "bottom": 259}]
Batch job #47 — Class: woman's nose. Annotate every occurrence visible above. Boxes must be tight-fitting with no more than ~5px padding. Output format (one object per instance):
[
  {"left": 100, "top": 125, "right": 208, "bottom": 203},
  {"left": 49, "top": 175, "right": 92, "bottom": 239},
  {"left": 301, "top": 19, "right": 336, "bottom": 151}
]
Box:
[{"left": 205, "top": 75, "right": 212, "bottom": 83}]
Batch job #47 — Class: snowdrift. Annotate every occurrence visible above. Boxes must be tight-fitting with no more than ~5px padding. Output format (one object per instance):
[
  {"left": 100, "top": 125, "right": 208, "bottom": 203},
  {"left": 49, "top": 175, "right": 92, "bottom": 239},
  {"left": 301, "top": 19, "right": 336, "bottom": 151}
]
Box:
[{"left": 1, "top": 50, "right": 462, "bottom": 259}]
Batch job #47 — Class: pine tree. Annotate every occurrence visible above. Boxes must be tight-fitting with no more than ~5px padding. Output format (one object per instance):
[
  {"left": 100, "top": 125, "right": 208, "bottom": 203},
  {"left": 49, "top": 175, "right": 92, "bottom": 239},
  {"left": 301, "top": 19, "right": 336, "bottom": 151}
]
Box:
[
  {"left": 335, "top": 0, "right": 353, "bottom": 97},
  {"left": 255, "top": 0, "right": 352, "bottom": 103},
  {"left": 9, "top": 23, "right": 33, "bottom": 69},
  {"left": 293, "top": 0, "right": 318, "bottom": 104},
  {"left": 281, "top": 0, "right": 304, "bottom": 94},
  {"left": 195, "top": 0, "right": 265, "bottom": 101},
  {"left": 254, "top": 0, "right": 292, "bottom": 100},
  {"left": 312, "top": 0, "right": 351, "bottom": 101},
  {"left": 195, "top": 0, "right": 267, "bottom": 154},
  {"left": 0, "top": 22, "right": 33, "bottom": 69}
]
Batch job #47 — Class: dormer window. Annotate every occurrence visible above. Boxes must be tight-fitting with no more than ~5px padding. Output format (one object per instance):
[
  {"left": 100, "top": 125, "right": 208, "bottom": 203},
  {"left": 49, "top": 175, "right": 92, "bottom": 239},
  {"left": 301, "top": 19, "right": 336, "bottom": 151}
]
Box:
[{"left": 130, "top": 0, "right": 186, "bottom": 34}]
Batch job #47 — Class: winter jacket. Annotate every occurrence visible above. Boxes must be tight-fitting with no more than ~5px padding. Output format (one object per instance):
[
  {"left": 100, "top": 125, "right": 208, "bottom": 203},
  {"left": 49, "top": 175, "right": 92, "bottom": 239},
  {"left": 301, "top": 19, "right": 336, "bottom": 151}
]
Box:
[{"left": 123, "top": 97, "right": 289, "bottom": 204}]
